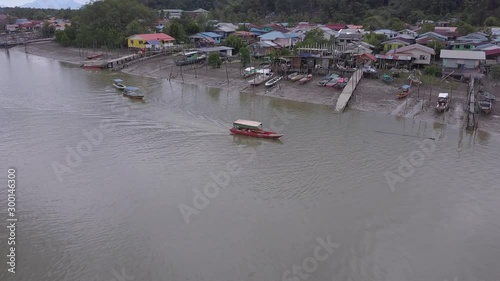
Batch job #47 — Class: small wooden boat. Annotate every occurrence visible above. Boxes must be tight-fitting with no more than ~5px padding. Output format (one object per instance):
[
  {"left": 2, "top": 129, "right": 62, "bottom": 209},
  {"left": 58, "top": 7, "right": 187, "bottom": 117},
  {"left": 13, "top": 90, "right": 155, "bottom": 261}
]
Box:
[
  {"left": 478, "top": 99, "right": 492, "bottom": 114},
  {"left": 397, "top": 85, "right": 411, "bottom": 99},
  {"left": 436, "top": 93, "right": 450, "bottom": 112},
  {"left": 382, "top": 74, "right": 393, "bottom": 84},
  {"left": 242, "top": 67, "right": 257, "bottom": 78},
  {"left": 478, "top": 91, "right": 496, "bottom": 102},
  {"left": 86, "top": 53, "right": 103, "bottom": 60},
  {"left": 248, "top": 72, "right": 273, "bottom": 86},
  {"left": 265, "top": 75, "right": 283, "bottom": 87},
  {"left": 229, "top": 119, "right": 283, "bottom": 139},
  {"left": 290, "top": 74, "right": 305, "bottom": 82},
  {"left": 123, "top": 86, "right": 144, "bottom": 100},
  {"left": 334, "top": 78, "right": 349, "bottom": 89},
  {"left": 318, "top": 74, "right": 339, "bottom": 86},
  {"left": 81, "top": 60, "right": 104, "bottom": 69},
  {"left": 113, "top": 79, "right": 126, "bottom": 90},
  {"left": 288, "top": 72, "right": 299, "bottom": 79},
  {"left": 299, "top": 74, "right": 313, "bottom": 84},
  {"left": 408, "top": 74, "right": 422, "bottom": 85}
]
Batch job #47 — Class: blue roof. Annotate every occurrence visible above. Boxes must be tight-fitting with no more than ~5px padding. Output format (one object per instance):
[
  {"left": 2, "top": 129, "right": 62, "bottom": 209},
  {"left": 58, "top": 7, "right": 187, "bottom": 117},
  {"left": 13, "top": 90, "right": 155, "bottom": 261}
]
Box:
[
  {"left": 199, "top": 32, "right": 221, "bottom": 38},
  {"left": 284, "top": 32, "right": 300, "bottom": 38},
  {"left": 249, "top": 28, "right": 266, "bottom": 33},
  {"left": 259, "top": 31, "right": 287, "bottom": 40},
  {"left": 147, "top": 40, "right": 160, "bottom": 45}
]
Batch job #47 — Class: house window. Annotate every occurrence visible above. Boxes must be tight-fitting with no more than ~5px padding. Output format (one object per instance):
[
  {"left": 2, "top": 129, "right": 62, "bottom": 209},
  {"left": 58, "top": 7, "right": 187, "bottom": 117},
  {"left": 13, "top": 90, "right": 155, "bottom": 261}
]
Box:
[{"left": 419, "top": 55, "right": 427, "bottom": 60}]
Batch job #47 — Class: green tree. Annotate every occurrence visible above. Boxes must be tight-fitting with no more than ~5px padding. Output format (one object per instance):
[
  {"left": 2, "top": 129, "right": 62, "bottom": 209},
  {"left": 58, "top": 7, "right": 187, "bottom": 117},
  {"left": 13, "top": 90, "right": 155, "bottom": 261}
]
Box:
[
  {"left": 428, "top": 40, "right": 445, "bottom": 58},
  {"left": 457, "top": 22, "right": 477, "bottom": 35},
  {"left": 60, "top": 33, "right": 71, "bottom": 47},
  {"left": 125, "top": 19, "right": 147, "bottom": 37},
  {"left": 484, "top": 16, "right": 499, "bottom": 27},
  {"left": 294, "top": 28, "right": 328, "bottom": 50},
  {"left": 40, "top": 22, "right": 55, "bottom": 38},
  {"left": 185, "top": 21, "right": 200, "bottom": 35},
  {"left": 389, "top": 18, "right": 406, "bottom": 31},
  {"left": 363, "top": 32, "right": 385, "bottom": 52},
  {"left": 424, "top": 64, "right": 441, "bottom": 77},
  {"left": 490, "top": 65, "right": 500, "bottom": 80},
  {"left": 240, "top": 47, "right": 251, "bottom": 67},
  {"left": 165, "top": 21, "right": 186, "bottom": 43},
  {"left": 66, "top": 0, "right": 156, "bottom": 48},
  {"left": 33, "top": 11, "right": 47, "bottom": 20},
  {"left": 420, "top": 23, "right": 436, "bottom": 33},
  {"left": 208, "top": 52, "right": 222, "bottom": 68},
  {"left": 362, "top": 15, "right": 386, "bottom": 31},
  {"left": 224, "top": 34, "right": 245, "bottom": 53}
]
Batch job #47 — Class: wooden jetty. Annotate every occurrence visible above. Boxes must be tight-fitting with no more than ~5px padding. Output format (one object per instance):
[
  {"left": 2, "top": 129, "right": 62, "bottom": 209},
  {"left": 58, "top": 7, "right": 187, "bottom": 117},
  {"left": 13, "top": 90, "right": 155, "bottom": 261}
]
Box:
[{"left": 334, "top": 69, "right": 363, "bottom": 112}]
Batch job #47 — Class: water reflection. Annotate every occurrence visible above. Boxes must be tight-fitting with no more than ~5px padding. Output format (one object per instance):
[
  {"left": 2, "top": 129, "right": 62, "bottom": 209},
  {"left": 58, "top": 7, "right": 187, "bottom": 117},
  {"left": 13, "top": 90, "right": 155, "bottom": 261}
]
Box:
[
  {"left": 476, "top": 129, "right": 490, "bottom": 145},
  {"left": 207, "top": 87, "right": 221, "bottom": 101}
]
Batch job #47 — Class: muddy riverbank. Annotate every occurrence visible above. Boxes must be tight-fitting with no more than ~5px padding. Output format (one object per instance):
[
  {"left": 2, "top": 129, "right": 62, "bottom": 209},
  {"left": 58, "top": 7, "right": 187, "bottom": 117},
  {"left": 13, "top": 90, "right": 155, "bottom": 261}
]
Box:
[{"left": 15, "top": 41, "right": 500, "bottom": 134}]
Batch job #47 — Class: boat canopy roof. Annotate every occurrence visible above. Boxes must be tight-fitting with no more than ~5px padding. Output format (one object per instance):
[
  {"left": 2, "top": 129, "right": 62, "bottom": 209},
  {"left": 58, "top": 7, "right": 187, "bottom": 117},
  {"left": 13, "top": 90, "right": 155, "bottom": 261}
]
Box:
[
  {"left": 402, "top": 85, "right": 411, "bottom": 90},
  {"left": 124, "top": 86, "right": 139, "bottom": 91},
  {"left": 233, "top": 119, "right": 263, "bottom": 129},
  {"left": 113, "top": 79, "right": 123, "bottom": 83},
  {"left": 438, "top": 93, "right": 449, "bottom": 98}
]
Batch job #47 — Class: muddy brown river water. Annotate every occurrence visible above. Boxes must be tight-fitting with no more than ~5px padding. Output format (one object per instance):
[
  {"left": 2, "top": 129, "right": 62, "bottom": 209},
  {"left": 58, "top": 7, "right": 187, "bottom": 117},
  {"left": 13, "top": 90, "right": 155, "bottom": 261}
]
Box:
[{"left": 1, "top": 49, "right": 500, "bottom": 281}]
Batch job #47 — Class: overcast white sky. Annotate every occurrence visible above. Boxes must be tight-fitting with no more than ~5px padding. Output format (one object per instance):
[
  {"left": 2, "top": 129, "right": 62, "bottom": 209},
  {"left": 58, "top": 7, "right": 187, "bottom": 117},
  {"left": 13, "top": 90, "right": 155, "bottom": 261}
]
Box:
[{"left": 1, "top": 0, "right": 88, "bottom": 7}]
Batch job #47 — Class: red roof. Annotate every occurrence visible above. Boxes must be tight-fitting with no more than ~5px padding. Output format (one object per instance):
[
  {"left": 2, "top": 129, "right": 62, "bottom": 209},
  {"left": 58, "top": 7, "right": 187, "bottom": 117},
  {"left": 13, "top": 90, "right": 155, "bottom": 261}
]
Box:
[
  {"left": 485, "top": 48, "right": 500, "bottom": 56},
  {"left": 134, "top": 33, "right": 175, "bottom": 41},
  {"left": 325, "top": 23, "right": 348, "bottom": 31}
]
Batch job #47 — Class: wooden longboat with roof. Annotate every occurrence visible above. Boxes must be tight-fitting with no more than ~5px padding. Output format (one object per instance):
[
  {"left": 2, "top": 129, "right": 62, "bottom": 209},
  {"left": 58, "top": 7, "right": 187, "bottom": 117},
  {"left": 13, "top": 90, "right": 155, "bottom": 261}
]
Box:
[{"left": 229, "top": 119, "right": 283, "bottom": 139}]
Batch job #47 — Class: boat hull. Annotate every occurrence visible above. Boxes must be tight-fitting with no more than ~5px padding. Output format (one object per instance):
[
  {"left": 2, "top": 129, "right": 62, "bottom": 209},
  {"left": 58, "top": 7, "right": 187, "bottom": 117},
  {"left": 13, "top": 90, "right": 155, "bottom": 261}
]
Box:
[
  {"left": 397, "top": 92, "right": 409, "bottom": 99},
  {"left": 124, "top": 94, "right": 144, "bottom": 99},
  {"left": 265, "top": 76, "right": 282, "bottom": 87},
  {"left": 81, "top": 65, "right": 102, "bottom": 69},
  {"left": 113, "top": 83, "right": 126, "bottom": 90},
  {"left": 230, "top": 128, "right": 283, "bottom": 139}
]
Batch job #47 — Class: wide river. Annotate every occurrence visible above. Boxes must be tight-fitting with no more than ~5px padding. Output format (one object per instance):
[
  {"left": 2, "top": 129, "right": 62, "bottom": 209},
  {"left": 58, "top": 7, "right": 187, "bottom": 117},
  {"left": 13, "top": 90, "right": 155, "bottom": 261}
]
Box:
[{"left": 1, "top": 49, "right": 500, "bottom": 281}]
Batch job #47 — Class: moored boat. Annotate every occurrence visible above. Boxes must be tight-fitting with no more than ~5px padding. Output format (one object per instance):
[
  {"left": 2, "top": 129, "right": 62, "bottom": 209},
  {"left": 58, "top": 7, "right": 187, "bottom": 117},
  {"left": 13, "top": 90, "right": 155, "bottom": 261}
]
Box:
[
  {"left": 229, "top": 119, "right": 283, "bottom": 139},
  {"left": 408, "top": 74, "right": 422, "bottom": 85},
  {"left": 81, "top": 60, "right": 105, "bottom": 69},
  {"left": 436, "top": 93, "right": 450, "bottom": 112},
  {"left": 86, "top": 53, "right": 103, "bottom": 60},
  {"left": 242, "top": 67, "right": 257, "bottom": 78},
  {"left": 478, "top": 99, "right": 492, "bottom": 114},
  {"left": 397, "top": 85, "right": 411, "bottom": 99},
  {"left": 290, "top": 74, "right": 305, "bottom": 82},
  {"left": 478, "top": 91, "right": 496, "bottom": 102},
  {"left": 318, "top": 74, "right": 339, "bottom": 86},
  {"left": 287, "top": 72, "right": 299, "bottom": 79},
  {"left": 299, "top": 74, "right": 313, "bottom": 84},
  {"left": 123, "top": 86, "right": 144, "bottom": 100},
  {"left": 265, "top": 75, "right": 283, "bottom": 87},
  {"left": 248, "top": 72, "right": 273, "bottom": 86},
  {"left": 113, "top": 79, "right": 126, "bottom": 90},
  {"left": 382, "top": 73, "right": 393, "bottom": 84}
]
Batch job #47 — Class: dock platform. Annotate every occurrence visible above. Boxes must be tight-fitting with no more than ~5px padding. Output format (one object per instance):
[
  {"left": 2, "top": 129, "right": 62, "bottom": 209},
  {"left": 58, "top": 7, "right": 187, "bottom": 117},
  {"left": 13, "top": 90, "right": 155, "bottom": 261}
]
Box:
[{"left": 334, "top": 69, "right": 363, "bottom": 112}]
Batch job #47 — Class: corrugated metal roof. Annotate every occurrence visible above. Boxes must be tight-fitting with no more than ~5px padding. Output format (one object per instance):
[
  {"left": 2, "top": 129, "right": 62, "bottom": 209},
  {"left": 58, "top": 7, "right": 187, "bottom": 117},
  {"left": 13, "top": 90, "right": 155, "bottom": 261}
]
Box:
[
  {"left": 199, "top": 32, "right": 222, "bottom": 38},
  {"left": 440, "top": 49, "right": 485, "bottom": 60}
]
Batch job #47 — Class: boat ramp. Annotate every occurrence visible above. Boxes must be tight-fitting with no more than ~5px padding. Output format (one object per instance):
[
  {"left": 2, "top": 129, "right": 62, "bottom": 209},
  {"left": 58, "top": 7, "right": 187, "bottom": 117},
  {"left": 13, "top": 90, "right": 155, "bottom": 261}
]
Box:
[{"left": 334, "top": 69, "right": 363, "bottom": 112}]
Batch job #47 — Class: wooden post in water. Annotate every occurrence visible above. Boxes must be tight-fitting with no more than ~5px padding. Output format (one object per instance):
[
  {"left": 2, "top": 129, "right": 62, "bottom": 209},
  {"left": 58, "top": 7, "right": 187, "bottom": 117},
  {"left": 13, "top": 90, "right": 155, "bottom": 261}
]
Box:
[{"left": 225, "top": 58, "right": 229, "bottom": 84}]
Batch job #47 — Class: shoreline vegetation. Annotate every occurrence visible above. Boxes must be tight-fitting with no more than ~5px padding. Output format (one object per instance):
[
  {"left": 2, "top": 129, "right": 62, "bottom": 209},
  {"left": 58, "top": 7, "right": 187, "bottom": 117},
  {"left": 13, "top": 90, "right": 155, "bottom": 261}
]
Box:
[{"left": 13, "top": 41, "right": 500, "bottom": 135}]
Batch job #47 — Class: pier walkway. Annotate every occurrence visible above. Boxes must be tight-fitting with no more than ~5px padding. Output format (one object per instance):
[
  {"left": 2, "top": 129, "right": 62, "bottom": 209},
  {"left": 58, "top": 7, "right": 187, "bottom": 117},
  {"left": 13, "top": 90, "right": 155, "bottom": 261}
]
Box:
[{"left": 334, "top": 69, "right": 363, "bottom": 112}]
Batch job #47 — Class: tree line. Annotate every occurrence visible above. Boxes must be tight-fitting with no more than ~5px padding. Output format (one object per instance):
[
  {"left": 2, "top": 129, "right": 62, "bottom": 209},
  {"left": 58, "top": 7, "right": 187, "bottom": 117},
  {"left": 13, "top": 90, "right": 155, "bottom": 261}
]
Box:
[{"left": 2, "top": 0, "right": 499, "bottom": 49}]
